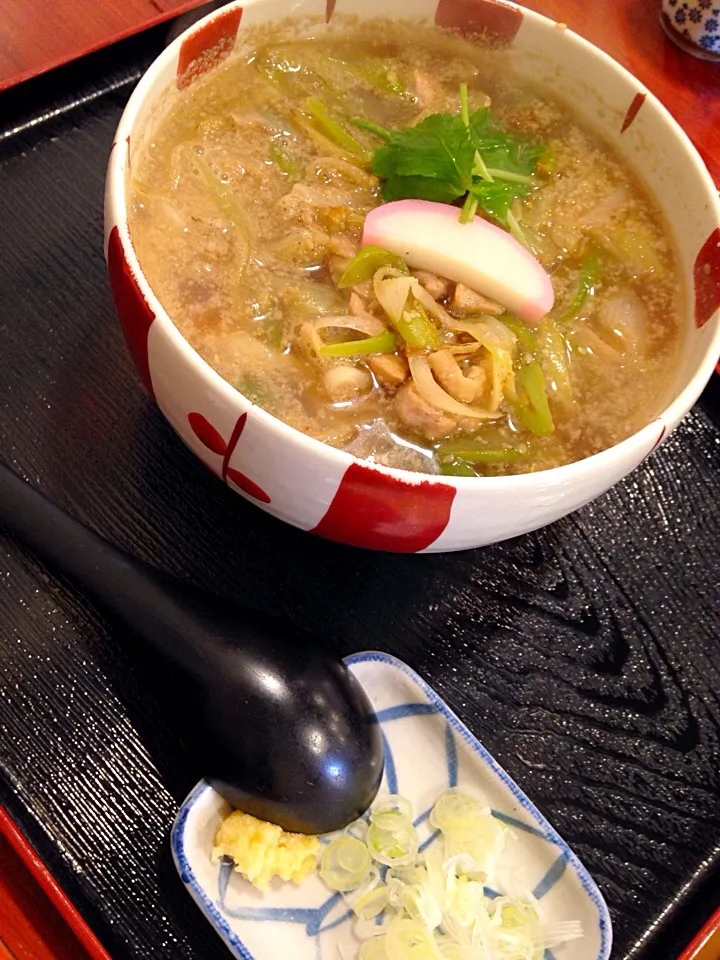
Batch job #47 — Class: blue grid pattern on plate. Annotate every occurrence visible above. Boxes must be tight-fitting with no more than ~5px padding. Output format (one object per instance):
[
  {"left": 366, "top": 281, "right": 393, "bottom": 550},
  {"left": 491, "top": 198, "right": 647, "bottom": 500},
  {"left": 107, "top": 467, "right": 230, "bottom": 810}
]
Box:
[{"left": 171, "top": 651, "right": 612, "bottom": 960}]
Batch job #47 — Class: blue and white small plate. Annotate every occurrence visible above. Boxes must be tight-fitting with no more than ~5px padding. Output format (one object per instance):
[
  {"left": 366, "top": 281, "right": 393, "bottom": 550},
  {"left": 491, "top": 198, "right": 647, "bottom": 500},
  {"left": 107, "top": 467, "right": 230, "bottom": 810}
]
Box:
[{"left": 171, "top": 652, "right": 612, "bottom": 960}]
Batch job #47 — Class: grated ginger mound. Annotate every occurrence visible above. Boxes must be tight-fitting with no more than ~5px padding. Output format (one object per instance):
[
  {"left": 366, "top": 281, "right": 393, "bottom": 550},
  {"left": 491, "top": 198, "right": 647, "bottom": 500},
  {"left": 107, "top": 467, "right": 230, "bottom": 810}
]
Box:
[{"left": 212, "top": 810, "right": 321, "bottom": 891}]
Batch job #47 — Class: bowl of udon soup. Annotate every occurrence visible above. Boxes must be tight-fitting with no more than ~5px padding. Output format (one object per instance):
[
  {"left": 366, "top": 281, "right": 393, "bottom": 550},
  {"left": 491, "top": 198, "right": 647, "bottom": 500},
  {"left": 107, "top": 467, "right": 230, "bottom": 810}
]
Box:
[{"left": 106, "top": 0, "right": 720, "bottom": 553}]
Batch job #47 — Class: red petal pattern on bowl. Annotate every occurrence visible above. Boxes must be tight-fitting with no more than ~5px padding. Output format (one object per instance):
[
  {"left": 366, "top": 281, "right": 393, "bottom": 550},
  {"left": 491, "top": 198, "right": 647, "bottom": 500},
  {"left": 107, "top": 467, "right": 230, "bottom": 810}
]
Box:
[
  {"left": 311, "top": 462, "right": 456, "bottom": 552},
  {"left": 694, "top": 227, "right": 720, "bottom": 328},
  {"left": 435, "top": 0, "right": 523, "bottom": 43},
  {"left": 188, "top": 412, "right": 228, "bottom": 457},
  {"left": 177, "top": 6, "right": 244, "bottom": 90},
  {"left": 621, "top": 92, "right": 646, "bottom": 133},
  {"left": 107, "top": 225, "right": 155, "bottom": 397},
  {"left": 226, "top": 467, "right": 272, "bottom": 503},
  {"left": 188, "top": 411, "right": 272, "bottom": 503}
]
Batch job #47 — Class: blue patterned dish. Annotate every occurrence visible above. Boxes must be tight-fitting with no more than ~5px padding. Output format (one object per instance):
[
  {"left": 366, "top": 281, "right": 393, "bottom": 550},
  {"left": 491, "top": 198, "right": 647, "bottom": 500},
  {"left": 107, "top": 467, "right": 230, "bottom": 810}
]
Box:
[{"left": 171, "top": 652, "right": 612, "bottom": 960}]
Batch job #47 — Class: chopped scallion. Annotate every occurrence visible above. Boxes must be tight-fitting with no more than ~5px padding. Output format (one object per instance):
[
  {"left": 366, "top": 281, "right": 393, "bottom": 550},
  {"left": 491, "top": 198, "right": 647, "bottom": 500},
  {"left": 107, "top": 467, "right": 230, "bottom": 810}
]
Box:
[
  {"left": 318, "top": 330, "right": 396, "bottom": 356},
  {"left": 305, "top": 98, "right": 370, "bottom": 161},
  {"left": 338, "top": 246, "right": 410, "bottom": 288}
]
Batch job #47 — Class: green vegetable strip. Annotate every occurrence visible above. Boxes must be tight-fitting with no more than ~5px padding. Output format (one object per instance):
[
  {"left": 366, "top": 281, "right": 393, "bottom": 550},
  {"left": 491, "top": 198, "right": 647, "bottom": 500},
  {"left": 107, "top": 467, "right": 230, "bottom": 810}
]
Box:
[
  {"left": 459, "top": 193, "right": 479, "bottom": 224},
  {"left": 460, "top": 83, "right": 471, "bottom": 127},
  {"left": 268, "top": 143, "right": 300, "bottom": 175},
  {"left": 393, "top": 302, "right": 440, "bottom": 350},
  {"left": 435, "top": 440, "right": 528, "bottom": 463},
  {"left": 194, "top": 155, "right": 250, "bottom": 240},
  {"left": 358, "top": 60, "right": 406, "bottom": 97},
  {"left": 439, "top": 458, "right": 476, "bottom": 477},
  {"left": 560, "top": 246, "right": 600, "bottom": 324},
  {"left": 500, "top": 315, "right": 537, "bottom": 351},
  {"left": 305, "top": 98, "right": 370, "bottom": 161},
  {"left": 486, "top": 168, "right": 534, "bottom": 185},
  {"left": 513, "top": 362, "right": 554, "bottom": 435},
  {"left": 318, "top": 330, "right": 396, "bottom": 356},
  {"left": 338, "top": 246, "right": 410, "bottom": 288},
  {"left": 461, "top": 86, "right": 494, "bottom": 184},
  {"left": 506, "top": 209, "right": 530, "bottom": 249},
  {"left": 351, "top": 119, "right": 392, "bottom": 142}
]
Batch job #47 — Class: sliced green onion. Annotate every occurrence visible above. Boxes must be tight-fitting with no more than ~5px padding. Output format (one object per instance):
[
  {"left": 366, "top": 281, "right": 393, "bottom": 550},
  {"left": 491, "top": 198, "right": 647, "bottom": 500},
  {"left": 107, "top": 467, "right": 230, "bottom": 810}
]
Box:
[
  {"left": 385, "top": 919, "right": 442, "bottom": 959},
  {"left": 338, "top": 246, "right": 410, "bottom": 288},
  {"left": 351, "top": 118, "right": 392, "bottom": 142},
  {"left": 314, "top": 788, "right": 584, "bottom": 960},
  {"left": 394, "top": 301, "right": 441, "bottom": 350},
  {"left": 500, "top": 315, "right": 537, "bottom": 352},
  {"left": 352, "top": 58, "right": 405, "bottom": 97},
  {"left": 371, "top": 795, "right": 414, "bottom": 821},
  {"left": 359, "top": 937, "right": 390, "bottom": 960},
  {"left": 193, "top": 154, "right": 250, "bottom": 242},
  {"left": 435, "top": 440, "right": 528, "bottom": 464},
  {"left": 506, "top": 208, "right": 530, "bottom": 248},
  {"left": 592, "top": 221, "right": 661, "bottom": 276},
  {"left": 438, "top": 457, "right": 476, "bottom": 478},
  {"left": 345, "top": 818, "right": 370, "bottom": 842},
  {"left": 268, "top": 142, "right": 300, "bottom": 175},
  {"left": 430, "top": 792, "right": 484, "bottom": 832},
  {"left": 513, "top": 361, "right": 554, "bottom": 435},
  {"left": 366, "top": 817, "right": 419, "bottom": 867},
  {"left": 320, "top": 836, "right": 371, "bottom": 891},
  {"left": 305, "top": 98, "right": 370, "bottom": 161},
  {"left": 318, "top": 330, "right": 396, "bottom": 356},
  {"left": 560, "top": 246, "right": 600, "bottom": 324},
  {"left": 352, "top": 885, "right": 390, "bottom": 921}
]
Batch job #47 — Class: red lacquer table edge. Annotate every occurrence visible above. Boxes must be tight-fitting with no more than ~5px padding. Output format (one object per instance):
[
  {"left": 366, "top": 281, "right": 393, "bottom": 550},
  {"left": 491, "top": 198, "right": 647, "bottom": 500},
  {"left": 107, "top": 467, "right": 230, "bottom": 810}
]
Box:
[
  {"left": 679, "top": 904, "right": 720, "bottom": 960},
  {"left": 0, "top": 806, "right": 112, "bottom": 960},
  {"left": 0, "top": 0, "right": 210, "bottom": 93}
]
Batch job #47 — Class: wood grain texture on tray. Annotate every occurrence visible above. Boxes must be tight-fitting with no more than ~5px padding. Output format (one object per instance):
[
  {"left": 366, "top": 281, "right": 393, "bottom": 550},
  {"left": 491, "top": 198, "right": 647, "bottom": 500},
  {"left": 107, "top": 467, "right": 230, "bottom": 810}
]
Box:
[
  {"left": 0, "top": 4, "right": 718, "bottom": 960},
  {"left": 0, "top": 0, "right": 209, "bottom": 92}
]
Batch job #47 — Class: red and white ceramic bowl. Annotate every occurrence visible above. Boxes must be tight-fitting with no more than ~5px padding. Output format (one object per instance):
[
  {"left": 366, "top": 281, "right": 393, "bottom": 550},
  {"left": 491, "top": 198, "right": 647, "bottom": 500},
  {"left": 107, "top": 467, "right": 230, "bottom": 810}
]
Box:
[{"left": 105, "top": 0, "right": 720, "bottom": 554}]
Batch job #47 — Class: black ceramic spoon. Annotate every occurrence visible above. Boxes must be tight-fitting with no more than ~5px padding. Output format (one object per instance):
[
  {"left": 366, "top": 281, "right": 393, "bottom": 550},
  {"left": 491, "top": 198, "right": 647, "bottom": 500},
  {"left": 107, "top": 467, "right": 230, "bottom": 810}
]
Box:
[{"left": 0, "top": 463, "right": 383, "bottom": 834}]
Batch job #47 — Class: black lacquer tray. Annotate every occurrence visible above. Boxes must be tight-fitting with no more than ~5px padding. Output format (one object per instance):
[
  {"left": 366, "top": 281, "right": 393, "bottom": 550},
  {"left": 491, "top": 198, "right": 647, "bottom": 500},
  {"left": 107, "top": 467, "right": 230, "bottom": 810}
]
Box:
[{"left": 0, "top": 18, "right": 719, "bottom": 960}]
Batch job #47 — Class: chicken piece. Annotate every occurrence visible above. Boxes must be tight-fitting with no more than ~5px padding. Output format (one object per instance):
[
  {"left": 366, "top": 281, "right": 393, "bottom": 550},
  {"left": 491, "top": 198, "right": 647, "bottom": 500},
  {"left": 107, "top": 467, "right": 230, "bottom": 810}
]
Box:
[
  {"left": 347, "top": 291, "right": 385, "bottom": 322},
  {"left": 429, "top": 350, "right": 485, "bottom": 404},
  {"left": 412, "top": 69, "right": 443, "bottom": 110},
  {"left": 351, "top": 280, "right": 373, "bottom": 302},
  {"left": 450, "top": 283, "right": 505, "bottom": 316},
  {"left": 323, "top": 365, "right": 372, "bottom": 402},
  {"left": 328, "top": 255, "right": 351, "bottom": 285},
  {"left": 329, "top": 234, "right": 358, "bottom": 259},
  {"left": 412, "top": 269, "right": 450, "bottom": 301},
  {"left": 369, "top": 353, "right": 409, "bottom": 387},
  {"left": 273, "top": 227, "right": 329, "bottom": 265},
  {"left": 394, "top": 382, "right": 457, "bottom": 441},
  {"left": 347, "top": 291, "right": 375, "bottom": 319}
]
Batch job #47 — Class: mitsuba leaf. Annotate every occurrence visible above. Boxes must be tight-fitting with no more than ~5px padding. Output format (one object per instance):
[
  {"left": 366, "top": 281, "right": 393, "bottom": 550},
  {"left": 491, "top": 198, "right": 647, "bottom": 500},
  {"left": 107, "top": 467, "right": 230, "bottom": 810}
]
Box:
[{"left": 372, "top": 113, "right": 474, "bottom": 203}]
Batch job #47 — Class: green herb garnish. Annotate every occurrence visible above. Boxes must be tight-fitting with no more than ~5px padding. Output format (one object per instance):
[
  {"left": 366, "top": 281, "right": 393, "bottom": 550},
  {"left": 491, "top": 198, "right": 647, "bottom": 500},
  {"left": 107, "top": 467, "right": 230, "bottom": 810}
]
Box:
[
  {"left": 372, "top": 111, "right": 476, "bottom": 205},
  {"left": 366, "top": 90, "right": 545, "bottom": 227}
]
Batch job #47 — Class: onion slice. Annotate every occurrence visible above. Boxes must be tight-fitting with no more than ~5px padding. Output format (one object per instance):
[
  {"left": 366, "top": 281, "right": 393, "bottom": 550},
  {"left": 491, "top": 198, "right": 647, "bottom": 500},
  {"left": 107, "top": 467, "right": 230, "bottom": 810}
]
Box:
[
  {"left": 313, "top": 314, "right": 388, "bottom": 337},
  {"left": 409, "top": 356, "right": 497, "bottom": 420}
]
